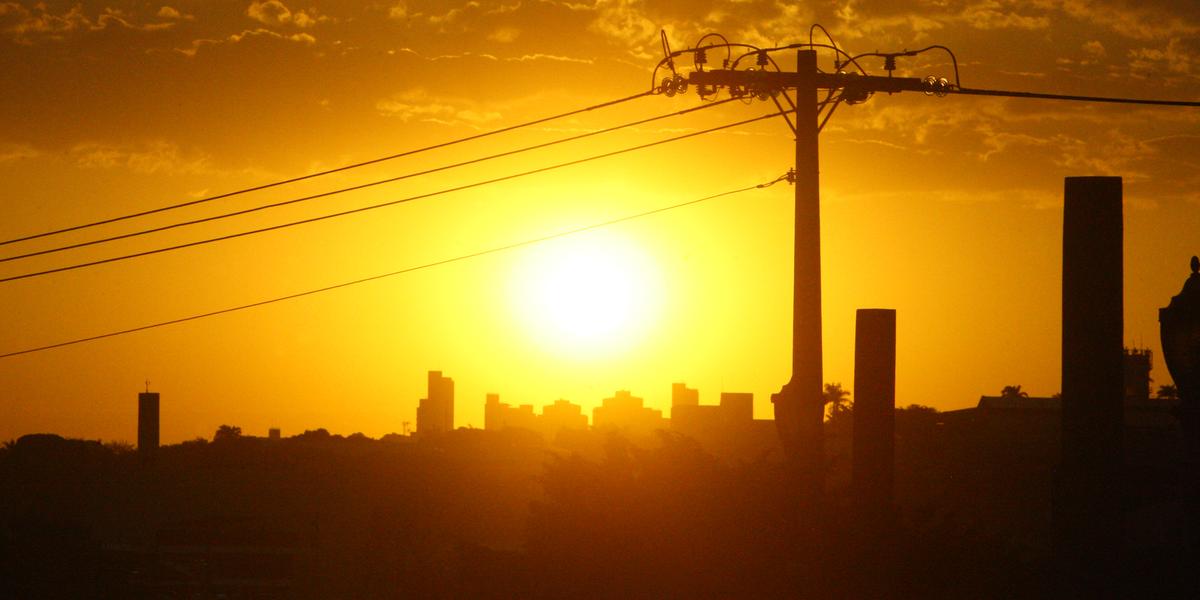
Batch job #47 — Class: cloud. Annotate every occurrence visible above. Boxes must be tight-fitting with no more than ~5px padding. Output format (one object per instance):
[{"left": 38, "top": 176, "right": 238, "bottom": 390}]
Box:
[
  {"left": 69, "top": 141, "right": 215, "bottom": 176},
  {"left": 375, "top": 90, "right": 502, "bottom": 127},
  {"left": 388, "top": 2, "right": 409, "bottom": 20},
  {"left": 394, "top": 46, "right": 592, "bottom": 64},
  {"left": 958, "top": 0, "right": 1049, "bottom": 30},
  {"left": 246, "top": 1, "right": 324, "bottom": 28},
  {"left": 488, "top": 26, "right": 520, "bottom": 42},
  {"left": 177, "top": 27, "right": 316, "bottom": 57},
  {"left": 157, "top": 6, "right": 194, "bottom": 21},
  {"left": 0, "top": 3, "right": 177, "bottom": 44},
  {"left": 427, "top": 1, "right": 482, "bottom": 26},
  {"left": 1128, "top": 38, "right": 1198, "bottom": 78},
  {"left": 0, "top": 142, "right": 39, "bottom": 163},
  {"left": 1052, "top": 0, "right": 1200, "bottom": 41},
  {"left": 1082, "top": 40, "right": 1105, "bottom": 58},
  {"left": 587, "top": 0, "right": 660, "bottom": 58},
  {"left": 507, "top": 52, "right": 593, "bottom": 64}
]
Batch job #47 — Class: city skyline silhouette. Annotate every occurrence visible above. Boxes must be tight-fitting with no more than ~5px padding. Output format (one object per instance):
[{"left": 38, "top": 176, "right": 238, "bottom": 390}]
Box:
[{"left": 3, "top": 2, "right": 1200, "bottom": 597}]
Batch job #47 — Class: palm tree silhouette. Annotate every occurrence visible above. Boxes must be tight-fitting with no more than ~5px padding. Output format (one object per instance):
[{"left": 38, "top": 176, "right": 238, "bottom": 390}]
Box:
[{"left": 1000, "top": 385, "right": 1029, "bottom": 400}]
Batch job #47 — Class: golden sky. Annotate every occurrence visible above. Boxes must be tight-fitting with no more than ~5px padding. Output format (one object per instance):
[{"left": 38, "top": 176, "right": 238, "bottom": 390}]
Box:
[{"left": 2, "top": 0, "right": 1199, "bottom": 443}]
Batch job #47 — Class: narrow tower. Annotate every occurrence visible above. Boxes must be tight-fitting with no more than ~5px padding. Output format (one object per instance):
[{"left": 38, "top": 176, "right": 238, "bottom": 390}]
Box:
[
  {"left": 138, "top": 384, "right": 160, "bottom": 452},
  {"left": 1056, "top": 176, "right": 1124, "bottom": 593}
]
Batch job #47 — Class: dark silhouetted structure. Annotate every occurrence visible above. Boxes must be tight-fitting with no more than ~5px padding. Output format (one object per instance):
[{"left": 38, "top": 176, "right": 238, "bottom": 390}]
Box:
[
  {"left": 484, "top": 395, "right": 588, "bottom": 440},
  {"left": 541, "top": 399, "right": 588, "bottom": 434},
  {"left": 671, "top": 382, "right": 699, "bottom": 410},
  {"left": 1055, "top": 176, "right": 1124, "bottom": 593},
  {"left": 1159, "top": 256, "right": 1200, "bottom": 555},
  {"left": 852, "top": 309, "right": 896, "bottom": 515},
  {"left": 417, "top": 370, "right": 454, "bottom": 435},
  {"left": 593, "top": 390, "right": 664, "bottom": 437},
  {"left": 138, "top": 390, "right": 160, "bottom": 452},
  {"left": 670, "top": 385, "right": 778, "bottom": 460},
  {"left": 268, "top": 427, "right": 281, "bottom": 441},
  {"left": 772, "top": 48, "right": 826, "bottom": 505},
  {"left": 485, "top": 393, "right": 536, "bottom": 432},
  {"left": 1124, "top": 347, "right": 1153, "bottom": 403}
]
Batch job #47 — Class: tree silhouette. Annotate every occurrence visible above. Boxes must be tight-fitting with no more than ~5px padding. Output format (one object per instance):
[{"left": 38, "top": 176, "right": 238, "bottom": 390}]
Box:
[
  {"left": 1156, "top": 384, "right": 1179, "bottom": 401},
  {"left": 999, "top": 385, "right": 1029, "bottom": 400},
  {"left": 213, "top": 424, "right": 242, "bottom": 442},
  {"left": 824, "top": 382, "right": 852, "bottom": 419}
]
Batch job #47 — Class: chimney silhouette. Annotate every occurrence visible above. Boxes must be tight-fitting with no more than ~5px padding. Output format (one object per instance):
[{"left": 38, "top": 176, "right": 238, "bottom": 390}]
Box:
[
  {"left": 138, "top": 389, "right": 160, "bottom": 452},
  {"left": 852, "top": 309, "right": 896, "bottom": 514},
  {"left": 1055, "top": 176, "right": 1124, "bottom": 593}
]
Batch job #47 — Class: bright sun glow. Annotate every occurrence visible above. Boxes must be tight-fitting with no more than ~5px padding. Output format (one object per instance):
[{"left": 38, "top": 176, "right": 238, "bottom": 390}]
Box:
[{"left": 510, "top": 232, "right": 661, "bottom": 355}]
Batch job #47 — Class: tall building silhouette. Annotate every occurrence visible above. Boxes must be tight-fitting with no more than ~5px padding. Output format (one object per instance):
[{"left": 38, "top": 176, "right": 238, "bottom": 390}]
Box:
[
  {"left": 138, "top": 390, "right": 160, "bottom": 451},
  {"left": 541, "top": 399, "right": 588, "bottom": 434},
  {"left": 1124, "top": 347, "right": 1153, "bottom": 403},
  {"left": 485, "top": 395, "right": 587, "bottom": 439},
  {"left": 417, "top": 371, "right": 454, "bottom": 434},
  {"left": 671, "top": 383, "right": 699, "bottom": 413},
  {"left": 670, "top": 385, "right": 775, "bottom": 459},
  {"left": 593, "top": 390, "right": 664, "bottom": 437},
  {"left": 485, "top": 393, "right": 537, "bottom": 432},
  {"left": 719, "top": 392, "right": 753, "bottom": 421}
]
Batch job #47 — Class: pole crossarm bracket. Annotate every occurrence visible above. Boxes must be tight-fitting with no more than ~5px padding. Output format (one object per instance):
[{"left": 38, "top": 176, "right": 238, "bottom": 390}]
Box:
[
  {"left": 687, "top": 69, "right": 948, "bottom": 99},
  {"left": 686, "top": 68, "right": 1200, "bottom": 107}
]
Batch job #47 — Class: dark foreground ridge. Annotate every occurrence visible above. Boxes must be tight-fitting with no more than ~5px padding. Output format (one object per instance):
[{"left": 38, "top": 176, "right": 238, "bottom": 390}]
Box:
[{"left": 1, "top": 403, "right": 1194, "bottom": 599}]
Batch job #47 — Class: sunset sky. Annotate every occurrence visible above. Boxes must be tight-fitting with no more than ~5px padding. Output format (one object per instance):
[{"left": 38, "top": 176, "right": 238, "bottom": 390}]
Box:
[{"left": 2, "top": 0, "right": 1199, "bottom": 443}]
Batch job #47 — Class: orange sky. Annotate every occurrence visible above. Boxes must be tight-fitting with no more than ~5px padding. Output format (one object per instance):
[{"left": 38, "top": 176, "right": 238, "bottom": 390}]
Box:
[{"left": 2, "top": 0, "right": 1199, "bottom": 443}]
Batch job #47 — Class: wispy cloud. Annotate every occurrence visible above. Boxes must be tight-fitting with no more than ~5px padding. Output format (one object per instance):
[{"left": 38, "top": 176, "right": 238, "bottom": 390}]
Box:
[
  {"left": 0, "top": 142, "right": 39, "bottom": 163},
  {"left": 176, "top": 27, "right": 316, "bottom": 57},
  {"left": 0, "top": 3, "right": 177, "bottom": 44},
  {"left": 394, "top": 46, "right": 592, "bottom": 64},
  {"left": 246, "top": 1, "right": 327, "bottom": 29},
  {"left": 375, "top": 90, "right": 503, "bottom": 127},
  {"left": 68, "top": 141, "right": 216, "bottom": 176}
]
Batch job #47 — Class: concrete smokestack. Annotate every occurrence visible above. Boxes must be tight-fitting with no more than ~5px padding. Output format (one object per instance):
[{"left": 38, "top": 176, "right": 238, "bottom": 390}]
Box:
[
  {"left": 852, "top": 308, "right": 896, "bottom": 513},
  {"left": 1056, "top": 176, "right": 1124, "bottom": 593}
]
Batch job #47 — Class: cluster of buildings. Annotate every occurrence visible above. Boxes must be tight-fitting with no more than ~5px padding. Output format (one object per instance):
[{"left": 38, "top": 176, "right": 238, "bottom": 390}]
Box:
[
  {"left": 130, "top": 347, "right": 1170, "bottom": 456},
  {"left": 416, "top": 371, "right": 779, "bottom": 458}
]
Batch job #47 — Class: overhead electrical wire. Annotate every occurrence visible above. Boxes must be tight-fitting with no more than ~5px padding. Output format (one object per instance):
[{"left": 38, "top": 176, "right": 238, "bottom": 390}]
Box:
[
  {"left": 0, "top": 110, "right": 787, "bottom": 285},
  {"left": 0, "top": 90, "right": 654, "bottom": 248},
  {"left": 947, "top": 87, "right": 1200, "bottom": 107},
  {"left": 1, "top": 98, "right": 737, "bottom": 264},
  {"left": 0, "top": 172, "right": 792, "bottom": 360}
]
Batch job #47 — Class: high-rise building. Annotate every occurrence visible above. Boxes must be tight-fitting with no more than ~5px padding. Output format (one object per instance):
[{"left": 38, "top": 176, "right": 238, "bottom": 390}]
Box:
[
  {"left": 672, "top": 383, "right": 699, "bottom": 409},
  {"left": 1123, "top": 347, "right": 1153, "bottom": 403},
  {"left": 541, "top": 399, "right": 588, "bottom": 434},
  {"left": 593, "top": 390, "right": 664, "bottom": 437},
  {"left": 719, "top": 392, "right": 754, "bottom": 422},
  {"left": 484, "top": 393, "right": 503, "bottom": 431},
  {"left": 268, "top": 428, "right": 281, "bottom": 441},
  {"left": 138, "top": 390, "right": 160, "bottom": 451},
  {"left": 486, "top": 395, "right": 587, "bottom": 440},
  {"left": 417, "top": 371, "right": 454, "bottom": 434}
]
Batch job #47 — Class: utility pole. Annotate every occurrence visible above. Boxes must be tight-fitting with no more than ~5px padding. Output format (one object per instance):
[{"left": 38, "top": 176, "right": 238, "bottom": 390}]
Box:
[
  {"left": 667, "top": 33, "right": 1200, "bottom": 507},
  {"left": 772, "top": 50, "right": 825, "bottom": 501},
  {"left": 684, "top": 53, "right": 941, "bottom": 500}
]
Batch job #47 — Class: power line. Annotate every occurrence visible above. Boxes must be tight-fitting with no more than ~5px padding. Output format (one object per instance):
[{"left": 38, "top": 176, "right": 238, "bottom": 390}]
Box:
[
  {"left": 0, "top": 173, "right": 791, "bottom": 360},
  {"left": 950, "top": 87, "right": 1200, "bottom": 107},
  {"left": 1, "top": 98, "right": 735, "bottom": 264},
  {"left": 0, "top": 110, "right": 784, "bottom": 285},
  {"left": 0, "top": 91, "right": 653, "bottom": 248}
]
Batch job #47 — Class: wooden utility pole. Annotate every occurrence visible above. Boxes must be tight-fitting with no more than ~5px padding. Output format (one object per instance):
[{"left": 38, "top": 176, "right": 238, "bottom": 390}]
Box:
[
  {"left": 775, "top": 49, "right": 825, "bottom": 499},
  {"left": 688, "top": 54, "right": 938, "bottom": 499}
]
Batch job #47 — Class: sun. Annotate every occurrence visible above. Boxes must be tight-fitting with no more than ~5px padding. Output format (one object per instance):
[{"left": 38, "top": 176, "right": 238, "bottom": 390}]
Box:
[{"left": 509, "top": 232, "right": 661, "bottom": 355}]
